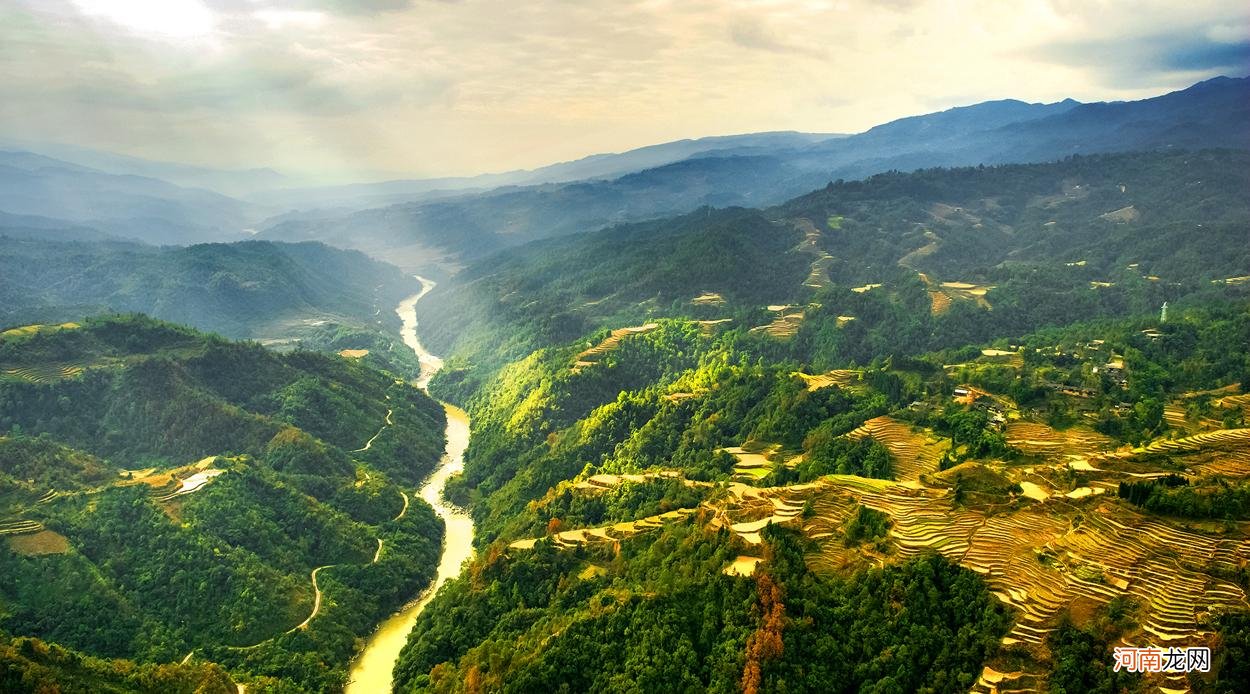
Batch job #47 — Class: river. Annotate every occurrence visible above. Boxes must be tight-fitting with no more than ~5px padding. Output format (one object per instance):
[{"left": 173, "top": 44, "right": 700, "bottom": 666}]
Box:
[{"left": 344, "top": 276, "right": 476, "bottom": 693}]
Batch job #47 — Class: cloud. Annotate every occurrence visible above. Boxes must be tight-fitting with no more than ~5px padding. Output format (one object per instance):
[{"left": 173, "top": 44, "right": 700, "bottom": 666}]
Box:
[
  {"left": 0, "top": 0, "right": 1246, "bottom": 179},
  {"left": 318, "top": 0, "right": 416, "bottom": 13},
  {"left": 1162, "top": 36, "right": 1250, "bottom": 72},
  {"left": 728, "top": 18, "right": 814, "bottom": 56},
  {"left": 1030, "top": 26, "right": 1250, "bottom": 86},
  {"left": 204, "top": 0, "right": 420, "bottom": 16}
]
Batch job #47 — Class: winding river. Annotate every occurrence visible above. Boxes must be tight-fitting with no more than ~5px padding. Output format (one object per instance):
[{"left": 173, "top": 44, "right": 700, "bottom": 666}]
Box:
[{"left": 344, "top": 277, "right": 476, "bottom": 693}]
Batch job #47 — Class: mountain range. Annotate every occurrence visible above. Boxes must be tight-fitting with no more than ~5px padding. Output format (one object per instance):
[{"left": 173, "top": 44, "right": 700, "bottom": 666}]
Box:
[
  {"left": 2, "top": 76, "right": 1245, "bottom": 265},
  {"left": 255, "top": 76, "right": 1250, "bottom": 269}
]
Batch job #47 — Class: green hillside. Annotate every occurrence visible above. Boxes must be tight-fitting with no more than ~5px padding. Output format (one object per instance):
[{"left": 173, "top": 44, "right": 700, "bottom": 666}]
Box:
[
  {"left": 0, "top": 238, "right": 424, "bottom": 375},
  {"left": 416, "top": 150, "right": 1250, "bottom": 403},
  {"left": 394, "top": 296, "right": 1250, "bottom": 692},
  {"left": 0, "top": 315, "right": 446, "bottom": 692},
  {"left": 0, "top": 635, "right": 237, "bottom": 694}
]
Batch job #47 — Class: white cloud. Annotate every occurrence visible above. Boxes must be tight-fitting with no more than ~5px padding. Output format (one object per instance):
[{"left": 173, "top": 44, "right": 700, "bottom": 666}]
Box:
[
  {"left": 71, "top": 0, "right": 217, "bottom": 39},
  {"left": 1, "top": 0, "right": 1246, "bottom": 179},
  {"left": 253, "top": 9, "right": 327, "bottom": 30}
]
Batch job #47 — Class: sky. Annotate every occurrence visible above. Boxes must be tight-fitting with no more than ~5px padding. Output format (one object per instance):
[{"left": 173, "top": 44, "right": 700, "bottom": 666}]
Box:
[{"left": 1, "top": 0, "right": 1247, "bottom": 182}]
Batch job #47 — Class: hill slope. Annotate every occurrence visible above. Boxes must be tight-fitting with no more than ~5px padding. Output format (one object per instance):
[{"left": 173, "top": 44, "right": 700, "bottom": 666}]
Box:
[
  {"left": 417, "top": 150, "right": 1250, "bottom": 400},
  {"left": 0, "top": 150, "right": 259, "bottom": 245},
  {"left": 0, "top": 239, "right": 423, "bottom": 370},
  {"left": 0, "top": 315, "right": 447, "bottom": 692}
]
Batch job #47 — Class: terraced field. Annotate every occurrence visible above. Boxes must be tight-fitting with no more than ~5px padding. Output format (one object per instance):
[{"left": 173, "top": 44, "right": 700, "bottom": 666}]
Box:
[
  {"left": 1215, "top": 392, "right": 1250, "bottom": 419},
  {"left": 152, "top": 469, "right": 226, "bottom": 502},
  {"left": 1137, "top": 427, "right": 1250, "bottom": 456},
  {"left": 847, "top": 416, "right": 950, "bottom": 482},
  {"left": 1115, "top": 427, "right": 1250, "bottom": 479},
  {"left": 571, "top": 323, "right": 659, "bottom": 372},
  {"left": 500, "top": 414, "right": 1250, "bottom": 692},
  {"left": 690, "top": 292, "right": 725, "bottom": 306},
  {"left": 508, "top": 507, "right": 698, "bottom": 551},
  {"left": 979, "top": 348, "right": 1024, "bottom": 368},
  {"left": 792, "top": 218, "right": 833, "bottom": 289},
  {"left": 0, "top": 322, "right": 80, "bottom": 340},
  {"left": 0, "top": 519, "right": 46, "bottom": 536},
  {"left": 571, "top": 471, "right": 712, "bottom": 493},
  {"left": 719, "top": 446, "right": 780, "bottom": 481},
  {"left": 704, "top": 482, "right": 809, "bottom": 545},
  {"left": 694, "top": 318, "right": 732, "bottom": 335},
  {"left": 796, "top": 369, "right": 864, "bottom": 392},
  {"left": 0, "top": 363, "right": 85, "bottom": 383},
  {"left": 765, "top": 470, "right": 1250, "bottom": 693},
  {"left": 928, "top": 289, "right": 953, "bottom": 315},
  {"left": 1004, "top": 421, "right": 1115, "bottom": 460},
  {"left": 916, "top": 272, "right": 994, "bottom": 315},
  {"left": 749, "top": 306, "right": 805, "bottom": 339}
]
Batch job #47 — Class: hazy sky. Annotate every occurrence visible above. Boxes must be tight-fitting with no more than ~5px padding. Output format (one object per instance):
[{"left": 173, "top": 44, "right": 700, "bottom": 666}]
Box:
[{"left": 1, "top": 0, "right": 1247, "bottom": 181}]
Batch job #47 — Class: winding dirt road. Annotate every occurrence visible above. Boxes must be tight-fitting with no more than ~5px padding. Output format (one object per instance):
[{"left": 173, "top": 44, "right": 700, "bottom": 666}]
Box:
[{"left": 288, "top": 565, "right": 331, "bottom": 633}]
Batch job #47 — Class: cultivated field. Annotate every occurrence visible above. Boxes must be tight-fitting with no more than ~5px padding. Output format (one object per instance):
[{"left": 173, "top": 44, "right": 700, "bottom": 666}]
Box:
[
  {"left": 847, "top": 415, "right": 951, "bottom": 482},
  {"left": 571, "top": 323, "right": 659, "bottom": 372},
  {"left": 749, "top": 306, "right": 806, "bottom": 339},
  {"left": 0, "top": 363, "right": 85, "bottom": 383},
  {"left": 505, "top": 412, "right": 1250, "bottom": 692},
  {"left": 795, "top": 369, "right": 864, "bottom": 393},
  {"left": 792, "top": 218, "right": 833, "bottom": 289},
  {"left": 916, "top": 272, "right": 995, "bottom": 315}
]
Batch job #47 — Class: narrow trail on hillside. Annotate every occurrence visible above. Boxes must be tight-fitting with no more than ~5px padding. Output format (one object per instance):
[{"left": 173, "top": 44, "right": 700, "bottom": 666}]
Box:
[
  {"left": 288, "top": 566, "right": 332, "bottom": 633},
  {"left": 395, "top": 490, "right": 410, "bottom": 521},
  {"left": 353, "top": 403, "right": 393, "bottom": 452}
]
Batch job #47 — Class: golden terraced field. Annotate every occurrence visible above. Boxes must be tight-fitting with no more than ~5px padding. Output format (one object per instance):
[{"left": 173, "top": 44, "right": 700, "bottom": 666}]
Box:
[
  {"left": 571, "top": 323, "right": 659, "bottom": 372},
  {"left": 508, "top": 413, "right": 1250, "bottom": 693}
]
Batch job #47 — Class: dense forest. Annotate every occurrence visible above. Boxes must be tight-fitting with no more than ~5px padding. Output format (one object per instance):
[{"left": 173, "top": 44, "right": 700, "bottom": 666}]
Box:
[
  {"left": 0, "top": 315, "right": 447, "bottom": 691},
  {"left": 393, "top": 524, "right": 1011, "bottom": 693},
  {"left": 0, "top": 634, "right": 237, "bottom": 694}
]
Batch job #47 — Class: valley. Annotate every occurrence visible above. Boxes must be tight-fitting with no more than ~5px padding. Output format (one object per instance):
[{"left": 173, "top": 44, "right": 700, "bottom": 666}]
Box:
[
  {"left": 0, "top": 315, "right": 449, "bottom": 691},
  {"left": 345, "top": 280, "right": 476, "bottom": 694},
  {"left": 0, "top": 50, "right": 1247, "bottom": 694}
]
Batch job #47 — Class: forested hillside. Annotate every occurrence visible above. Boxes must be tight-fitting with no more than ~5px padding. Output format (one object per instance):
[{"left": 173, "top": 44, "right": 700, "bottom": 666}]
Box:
[
  {"left": 0, "top": 316, "right": 447, "bottom": 692},
  {"left": 0, "top": 238, "right": 431, "bottom": 378},
  {"left": 0, "top": 238, "right": 416, "bottom": 338},
  {"left": 396, "top": 297, "right": 1250, "bottom": 692},
  {"left": 391, "top": 146, "right": 1250, "bottom": 694},
  {"left": 417, "top": 149, "right": 1250, "bottom": 402}
]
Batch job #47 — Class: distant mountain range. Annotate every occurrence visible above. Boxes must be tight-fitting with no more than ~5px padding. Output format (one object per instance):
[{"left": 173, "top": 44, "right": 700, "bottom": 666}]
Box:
[
  {"left": 0, "top": 149, "right": 260, "bottom": 245},
  {"left": 1, "top": 76, "right": 1246, "bottom": 264},
  {"left": 246, "top": 130, "right": 843, "bottom": 211},
  {"left": 256, "top": 76, "right": 1250, "bottom": 270}
]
